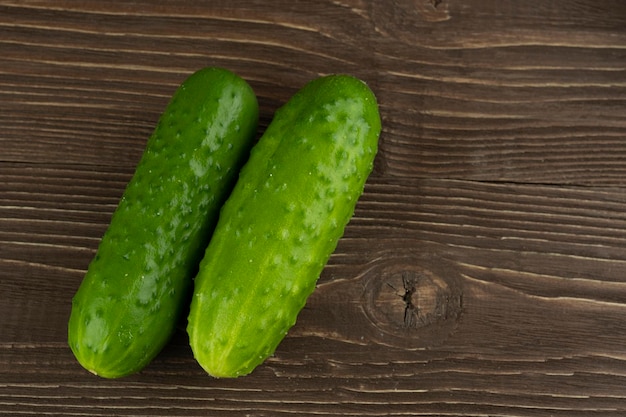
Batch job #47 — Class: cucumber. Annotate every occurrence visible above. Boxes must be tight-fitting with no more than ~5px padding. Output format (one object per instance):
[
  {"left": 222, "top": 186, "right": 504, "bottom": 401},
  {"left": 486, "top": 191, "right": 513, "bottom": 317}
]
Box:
[
  {"left": 187, "top": 74, "right": 381, "bottom": 378},
  {"left": 67, "top": 67, "right": 259, "bottom": 378}
]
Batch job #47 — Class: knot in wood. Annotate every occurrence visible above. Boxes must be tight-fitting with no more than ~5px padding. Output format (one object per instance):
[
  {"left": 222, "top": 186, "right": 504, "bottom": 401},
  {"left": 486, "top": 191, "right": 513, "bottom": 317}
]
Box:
[{"left": 362, "top": 258, "right": 463, "bottom": 349}]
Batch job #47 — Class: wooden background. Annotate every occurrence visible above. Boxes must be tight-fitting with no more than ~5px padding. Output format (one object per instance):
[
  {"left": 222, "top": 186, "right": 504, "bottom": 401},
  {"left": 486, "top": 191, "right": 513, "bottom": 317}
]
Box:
[{"left": 2, "top": 1, "right": 626, "bottom": 415}]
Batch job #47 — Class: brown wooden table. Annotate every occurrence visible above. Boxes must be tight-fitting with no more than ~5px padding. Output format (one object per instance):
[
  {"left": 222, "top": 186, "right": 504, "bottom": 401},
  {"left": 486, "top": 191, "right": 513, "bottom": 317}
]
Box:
[{"left": 2, "top": 1, "right": 626, "bottom": 415}]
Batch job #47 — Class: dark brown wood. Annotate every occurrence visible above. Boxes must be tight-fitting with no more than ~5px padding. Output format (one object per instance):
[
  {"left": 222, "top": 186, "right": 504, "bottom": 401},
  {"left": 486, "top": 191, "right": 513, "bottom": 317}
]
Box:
[{"left": 2, "top": 1, "right": 626, "bottom": 415}]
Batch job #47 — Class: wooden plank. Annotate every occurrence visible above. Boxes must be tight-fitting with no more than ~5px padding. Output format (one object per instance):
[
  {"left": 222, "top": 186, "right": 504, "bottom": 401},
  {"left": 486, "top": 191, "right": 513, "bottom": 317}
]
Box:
[
  {"left": 1, "top": 1, "right": 625, "bottom": 183},
  {"left": 1, "top": 0, "right": 626, "bottom": 415},
  {"left": 3, "top": 164, "right": 626, "bottom": 414}
]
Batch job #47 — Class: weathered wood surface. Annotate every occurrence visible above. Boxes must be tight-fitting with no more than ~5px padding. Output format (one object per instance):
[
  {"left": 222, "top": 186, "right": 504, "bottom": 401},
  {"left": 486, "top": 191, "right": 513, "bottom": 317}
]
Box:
[{"left": 2, "top": 1, "right": 626, "bottom": 415}]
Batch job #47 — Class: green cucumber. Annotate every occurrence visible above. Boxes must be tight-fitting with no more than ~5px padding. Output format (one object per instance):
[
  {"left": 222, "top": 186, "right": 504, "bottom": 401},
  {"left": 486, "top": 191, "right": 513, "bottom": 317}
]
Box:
[
  {"left": 187, "top": 74, "right": 381, "bottom": 378},
  {"left": 68, "top": 67, "right": 259, "bottom": 378}
]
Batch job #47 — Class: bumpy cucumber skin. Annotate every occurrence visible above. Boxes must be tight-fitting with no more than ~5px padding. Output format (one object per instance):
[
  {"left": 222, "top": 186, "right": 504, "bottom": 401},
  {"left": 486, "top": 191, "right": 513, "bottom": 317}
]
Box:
[
  {"left": 187, "top": 74, "right": 381, "bottom": 378},
  {"left": 67, "top": 67, "right": 259, "bottom": 378}
]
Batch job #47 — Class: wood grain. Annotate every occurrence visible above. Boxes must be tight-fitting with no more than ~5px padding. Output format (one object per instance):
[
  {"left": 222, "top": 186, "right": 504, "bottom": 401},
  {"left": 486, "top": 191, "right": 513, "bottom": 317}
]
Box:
[{"left": 1, "top": 0, "right": 626, "bottom": 415}]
